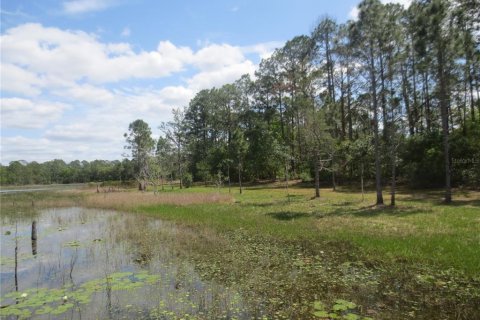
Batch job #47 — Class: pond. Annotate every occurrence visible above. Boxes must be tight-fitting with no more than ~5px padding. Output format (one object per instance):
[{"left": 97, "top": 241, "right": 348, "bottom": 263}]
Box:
[
  {"left": 1, "top": 205, "right": 478, "bottom": 320},
  {"left": 0, "top": 208, "right": 247, "bottom": 319}
]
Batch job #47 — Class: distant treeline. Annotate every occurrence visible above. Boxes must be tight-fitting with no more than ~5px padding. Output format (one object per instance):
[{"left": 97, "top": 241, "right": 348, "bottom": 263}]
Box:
[
  {"left": 3, "top": 0, "right": 480, "bottom": 195},
  {"left": 0, "top": 159, "right": 136, "bottom": 185}
]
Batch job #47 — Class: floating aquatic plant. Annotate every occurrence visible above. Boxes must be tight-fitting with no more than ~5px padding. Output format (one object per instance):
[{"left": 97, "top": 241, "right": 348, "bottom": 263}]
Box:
[
  {"left": 63, "top": 240, "right": 81, "bottom": 247},
  {"left": 312, "top": 299, "right": 373, "bottom": 320},
  {"left": 0, "top": 271, "right": 161, "bottom": 319}
]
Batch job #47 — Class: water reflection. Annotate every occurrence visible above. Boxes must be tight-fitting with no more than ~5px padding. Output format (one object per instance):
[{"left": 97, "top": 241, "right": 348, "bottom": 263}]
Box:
[{"left": 0, "top": 208, "right": 247, "bottom": 319}]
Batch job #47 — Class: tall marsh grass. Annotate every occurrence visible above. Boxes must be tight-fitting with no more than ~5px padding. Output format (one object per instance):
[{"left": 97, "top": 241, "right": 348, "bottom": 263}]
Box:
[{"left": 84, "top": 191, "right": 233, "bottom": 211}]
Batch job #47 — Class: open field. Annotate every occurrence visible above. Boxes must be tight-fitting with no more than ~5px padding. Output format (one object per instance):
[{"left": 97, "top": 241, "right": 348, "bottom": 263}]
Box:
[
  {"left": 75, "top": 183, "right": 480, "bottom": 275},
  {"left": 1, "top": 183, "right": 479, "bottom": 319}
]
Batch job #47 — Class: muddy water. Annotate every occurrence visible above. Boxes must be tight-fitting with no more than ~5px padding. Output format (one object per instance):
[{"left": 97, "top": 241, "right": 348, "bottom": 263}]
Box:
[{"left": 0, "top": 208, "right": 246, "bottom": 319}]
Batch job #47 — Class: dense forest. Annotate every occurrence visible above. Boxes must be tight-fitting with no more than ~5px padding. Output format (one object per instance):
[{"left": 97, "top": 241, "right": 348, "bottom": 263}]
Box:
[
  {"left": 2, "top": 0, "right": 479, "bottom": 203},
  {"left": 0, "top": 159, "right": 136, "bottom": 185}
]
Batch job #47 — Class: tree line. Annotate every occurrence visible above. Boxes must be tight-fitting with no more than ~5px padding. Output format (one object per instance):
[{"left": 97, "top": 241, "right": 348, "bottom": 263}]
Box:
[
  {"left": 0, "top": 159, "right": 136, "bottom": 185},
  {"left": 3, "top": 0, "right": 479, "bottom": 204},
  {"left": 126, "top": 0, "right": 480, "bottom": 203}
]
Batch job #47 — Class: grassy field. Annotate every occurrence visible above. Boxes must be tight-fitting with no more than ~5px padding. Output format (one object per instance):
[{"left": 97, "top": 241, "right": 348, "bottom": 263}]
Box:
[
  {"left": 73, "top": 183, "right": 480, "bottom": 275},
  {"left": 1, "top": 183, "right": 479, "bottom": 319}
]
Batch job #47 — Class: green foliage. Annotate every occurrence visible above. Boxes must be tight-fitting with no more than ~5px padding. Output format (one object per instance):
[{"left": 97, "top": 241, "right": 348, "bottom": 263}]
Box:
[
  {"left": 0, "top": 159, "right": 135, "bottom": 186},
  {"left": 298, "top": 171, "right": 313, "bottom": 182},
  {"left": 181, "top": 172, "right": 193, "bottom": 188},
  {"left": 0, "top": 271, "right": 160, "bottom": 319},
  {"left": 450, "top": 123, "right": 480, "bottom": 188},
  {"left": 402, "top": 133, "right": 444, "bottom": 188},
  {"left": 4, "top": 0, "right": 479, "bottom": 197},
  {"left": 312, "top": 299, "right": 372, "bottom": 320},
  {"left": 402, "top": 124, "right": 480, "bottom": 189}
]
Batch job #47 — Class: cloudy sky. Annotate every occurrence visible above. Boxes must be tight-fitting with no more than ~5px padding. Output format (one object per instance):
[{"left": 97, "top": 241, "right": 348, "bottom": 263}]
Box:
[{"left": 1, "top": 0, "right": 411, "bottom": 164}]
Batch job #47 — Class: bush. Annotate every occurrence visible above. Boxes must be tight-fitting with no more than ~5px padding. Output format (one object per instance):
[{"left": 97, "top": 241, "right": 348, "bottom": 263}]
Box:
[
  {"left": 401, "top": 133, "right": 444, "bottom": 188},
  {"left": 182, "top": 173, "right": 193, "bottom": 188},
  {"left": 298, "top": 171, "right": 313, "bottom": 182},
  {"left": 401, "top": 122, "right": 480, "bottom": 189}
]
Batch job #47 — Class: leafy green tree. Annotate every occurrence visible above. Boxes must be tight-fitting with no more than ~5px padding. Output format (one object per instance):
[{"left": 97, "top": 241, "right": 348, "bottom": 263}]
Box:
[
  {"left": 303, "top": 107, "right": 334, "bottom": 198},
  {"left": 230, "top": 128, "right": 249, "bottom": 194},
  {"left": 124, "top": 119, "right": 155, "bottom": 191},
  {"left": 160, "top": 109, "right": 187, "bottom": 189},
  {"left": 351, "top": 0, "right": 386, "bottom": 205}
]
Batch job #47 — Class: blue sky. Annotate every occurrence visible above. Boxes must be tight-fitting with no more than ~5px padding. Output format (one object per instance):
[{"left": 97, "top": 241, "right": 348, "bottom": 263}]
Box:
[{"left": 1, "top": 0, "right": 411, "bottom": 164}]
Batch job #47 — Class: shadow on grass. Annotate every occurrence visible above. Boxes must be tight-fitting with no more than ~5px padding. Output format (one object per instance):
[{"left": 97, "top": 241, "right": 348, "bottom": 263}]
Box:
[
  {"left": 447, "top": 199, "right": 480, "bottom": 207},
  {"left": 322, "top": 204, "right": 432, "bottom": 218},
  {"left": 267, "top": 211, "right": 311, "bottom": 221},
  {"left": 400, "top": 192, "right": 480, "bottom": 207},
  {"left": 238, "top": 194, "right": 307, "bottom": 207}
]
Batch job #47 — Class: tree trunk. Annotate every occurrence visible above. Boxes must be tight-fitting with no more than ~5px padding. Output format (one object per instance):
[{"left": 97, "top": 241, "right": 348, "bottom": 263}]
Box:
[
  {"left": 390, "top": 146, "right": 396, "bottom": 206},
  {"left": 285, "top": 161, "right": 290, "bottom": 201},
  {"left": 238, "top": 162, "right": 243, "bottom": 194},
  {"left": 228, "top": 165, "right": 231, "bottom": 194},
  {"left": 31, "top": 220, "right": 37, "bottom": 256},
  {"left": 437, "top": 46, "right": 452, "bottom": 203},
  {"left": 424, "top": 72, "right": 432, "bottom": 132},
  {"left": 379, "top": 54, "right": 388, "bottom": 139},
  {"left": 465, "top": 33, "right": 476, "bottom": 122},
  {"left": 361, "top": 163, "right": 365, "bottom": 202},
  {"left": 331, "top": 156, "right": 336, "bottom": 192},
  {"left": 178, "top": 151, "right": 183, "bottom": 190},
  {"left": 411, "top": 41, "right": 419, "bottom": 134},
  {"left": 401, "top": 62, "right": 415, "bottom": 136},
  {"left": 15, "top": 224, "right": 18, "bottom": 292},
  {"left": 347, "top": 66, "right": 353, "bottom": 140},
  {"left": 315, "top": 155, "right": 320, "bottom": 198},
  {"left": 279, "top": 92, "right": 285, "bottom": 140},
  {"left": 369, "top": 45, "right": 384, "bottom": 206},
  {"left": 340, "top": 70, "right": 346, "bottom": 140}
]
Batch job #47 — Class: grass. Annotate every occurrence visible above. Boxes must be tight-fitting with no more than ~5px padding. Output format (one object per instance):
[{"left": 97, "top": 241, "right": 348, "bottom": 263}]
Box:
[
  {"left": 1, "top": 183, "right": 479, "bottom": 319},
  {"left": 72, "top": 183, "right": 480, "bottom": 275},
  {"left": 4, "top": 183, "right": 477, "bottom": 274}
]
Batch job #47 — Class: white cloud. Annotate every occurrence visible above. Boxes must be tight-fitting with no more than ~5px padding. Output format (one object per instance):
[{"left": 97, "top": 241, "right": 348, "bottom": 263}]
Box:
[
  {"left": 157, "top": 86, "right": 194, "bottom": 107},
  {"left": 0, "top": 24, "right": 194, "bottom": 84},
  {"left": 193, "top": 44, "right": 245, "bottom": 71},
  {"left": 0, "top": 23, "right": 278, "bottom": 163},
  {"left": 0, "top": 63, "right": 44, "bottom": 96},
  {"left": 242, "top": 41, "right": 283, "bottom": 60},
  {"left": 1, "top": 23, "right": 276, "bottom": 90},
  {"left": 45, "top": 124, "right": 116, "bottom": 142},
  {"left": 350, "top": 0, "right": 412, "bottom": 20},
  {"left": 62, "top": 0, "right": 116, "bottom": 14},
  {"left": 0, "top": 135, "right": 121, "bottom": 164},
  {"left": 1, "top": 136, "right": 57, "bottom": 164},
  {"left": 381, "top": 0, "right": 412, "bottom": 8},
  {"left": 1, "top": 98, "right": 69, "bottom": 129},
  {"left": 349, "top": 6, "right": 360, "bottom": 20},
  {"left": 56, "top": 84, "right": 115, "bottom": 105},
  {"left": 188, "top": 60, "right": 256, "bottom": 91}
]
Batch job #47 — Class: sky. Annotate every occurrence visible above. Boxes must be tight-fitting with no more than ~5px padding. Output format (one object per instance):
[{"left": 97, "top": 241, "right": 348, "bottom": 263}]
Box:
[{"left": 0, "top": 0, "right": 412, "bottom": 164}]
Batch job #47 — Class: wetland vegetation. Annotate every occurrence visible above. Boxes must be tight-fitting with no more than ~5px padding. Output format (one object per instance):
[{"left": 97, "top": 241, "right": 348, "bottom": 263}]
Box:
[
  {"left": 1, "top": 185, "right": 479, "bottom": 319},
  {"left": 2, "top": 0, "right": 480, "bottom": 318}
]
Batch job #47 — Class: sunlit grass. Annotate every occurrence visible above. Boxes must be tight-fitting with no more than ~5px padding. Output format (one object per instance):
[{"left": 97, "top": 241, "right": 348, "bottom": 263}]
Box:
[
  {"left": 2, "top": 183, "right": 479, "bottom": 275},
  {"left": 122, "top": 184, "right": 480, "bottom": 275},
  {"left": 1, "top": 183, "right": 479, "bottom": 318}
]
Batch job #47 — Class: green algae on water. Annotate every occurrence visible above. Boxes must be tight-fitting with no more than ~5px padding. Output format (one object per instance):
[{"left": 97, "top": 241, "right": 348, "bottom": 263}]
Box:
[{"left": 0, "top": 271, "right": 160, "bottom": 319}]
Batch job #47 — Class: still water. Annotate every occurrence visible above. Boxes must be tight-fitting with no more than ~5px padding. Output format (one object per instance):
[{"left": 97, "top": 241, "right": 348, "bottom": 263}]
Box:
[{"left": 0, "top": 208, "right": 246, "bottom": 319}]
